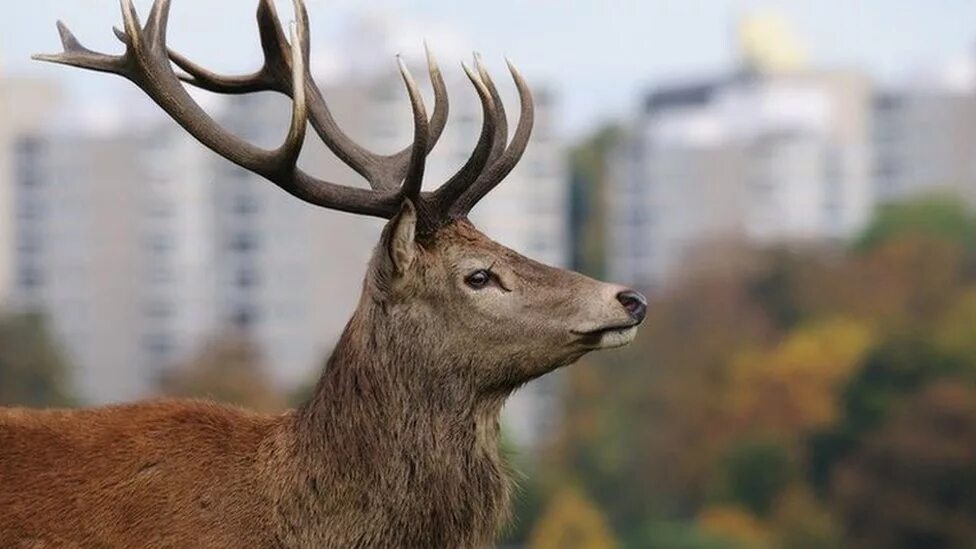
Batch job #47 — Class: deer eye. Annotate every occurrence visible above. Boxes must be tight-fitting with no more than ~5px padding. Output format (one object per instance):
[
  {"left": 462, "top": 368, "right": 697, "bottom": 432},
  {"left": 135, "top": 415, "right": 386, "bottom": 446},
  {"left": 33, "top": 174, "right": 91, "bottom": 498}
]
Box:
[{"left": 465, "top": 269, "right": 492, "bottom": 289}]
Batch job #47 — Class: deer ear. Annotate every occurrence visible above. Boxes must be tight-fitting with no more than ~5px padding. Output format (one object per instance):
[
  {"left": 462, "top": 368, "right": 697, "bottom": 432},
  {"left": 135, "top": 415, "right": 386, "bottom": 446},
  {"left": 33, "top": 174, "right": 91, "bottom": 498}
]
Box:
[{"left": 386, "top": 199, "right": 418, "bottom": 276}]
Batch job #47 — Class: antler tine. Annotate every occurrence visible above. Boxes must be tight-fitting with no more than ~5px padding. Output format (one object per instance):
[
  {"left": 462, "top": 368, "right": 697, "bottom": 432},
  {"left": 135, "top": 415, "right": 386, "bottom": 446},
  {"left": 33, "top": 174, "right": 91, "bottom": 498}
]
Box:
[
  {"left": 167, "top": 0, "right": 285, "bottom": 94},
  {"left": 449, "top": 58, "right": 535, "bottom": 217},
  {"left": 429, "top": 62, "right": 496, "bottom": 215},
  {"left": 120, "top": 0, "right": 144, "bottom": 51},
  {"left": 33, "top": 21, "right": 125, "bottom": 74},
  {"left": 280, "top": 18, "right": 310, "bottom": 169},
  {"left": 395, "top": 56, "right": 429, "bottom": 202},
  {"left": 144, "top": 0, "right": 172, "bottom": 45},
  {"left": 166, "top": 0, "right": 448, "bottom": 192},
  {"left": 423, "top": 43, "right": 450, "bottom": 155},
  {"left": 473, "top": 53, "right": 508, "bottom": 167},
  {"left": 35, "top": 0, "right": 404, "bottom": 219}
]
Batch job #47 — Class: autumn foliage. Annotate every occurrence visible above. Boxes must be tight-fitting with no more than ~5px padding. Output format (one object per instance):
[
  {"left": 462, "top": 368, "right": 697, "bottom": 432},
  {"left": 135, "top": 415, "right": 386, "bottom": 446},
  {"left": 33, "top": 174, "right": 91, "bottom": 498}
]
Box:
[{"left": 519, "top": 195, "right": 976, "bottom": 547}]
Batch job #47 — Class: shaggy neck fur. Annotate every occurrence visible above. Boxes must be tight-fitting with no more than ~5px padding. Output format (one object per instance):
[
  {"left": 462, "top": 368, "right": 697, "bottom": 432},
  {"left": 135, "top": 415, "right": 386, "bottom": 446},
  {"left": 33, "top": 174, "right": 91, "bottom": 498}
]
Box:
[{"left": 270, "top": 295, "right": 514, "bottom": 547}]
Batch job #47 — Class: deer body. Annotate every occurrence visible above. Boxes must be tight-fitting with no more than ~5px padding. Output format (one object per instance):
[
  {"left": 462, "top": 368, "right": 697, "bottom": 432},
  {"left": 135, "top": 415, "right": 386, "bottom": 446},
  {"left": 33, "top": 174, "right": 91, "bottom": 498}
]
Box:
[
  {"left": 1, "top": 377, "right": 508, "bottom": 548},
  {"left": 4, "top": 1, "right": 648, "bottom": 546},
  {"left": 1, "top": 401, "right": 279, "bottom": 547}
]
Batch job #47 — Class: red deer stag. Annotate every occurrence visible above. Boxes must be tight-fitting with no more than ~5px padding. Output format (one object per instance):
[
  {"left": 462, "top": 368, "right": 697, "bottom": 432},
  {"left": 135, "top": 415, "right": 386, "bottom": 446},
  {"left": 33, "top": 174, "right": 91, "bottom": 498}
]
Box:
[{"left": 1, "top": 0, "right": 647, "bottom": 546}]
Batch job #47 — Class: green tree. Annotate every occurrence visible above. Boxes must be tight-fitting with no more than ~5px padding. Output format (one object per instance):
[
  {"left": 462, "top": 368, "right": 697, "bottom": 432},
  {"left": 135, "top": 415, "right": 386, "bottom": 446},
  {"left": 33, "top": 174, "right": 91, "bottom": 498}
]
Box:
[
  {"left": 810, "top": 336, "right": 970, "bottom": 492},
  {"left": 568, "top": 124, "right": 622, "bottom": 278},
  {"left": 855, "top": 193, "right": 976, "bottom": 252},
  {"left": 719, "top": 439, "right": 793, "bottom": 518},
  {"left": 769, "top": 487, "right": 841, "bottom": 549},
  {"left": 634, "top": 520, "right": 739, "bottom": 549},
  {"left": 0, "top": 312, "right": 75, "bottom": 407},
  {"left": 833, "top": 382, "right": 976, "bottom": 548}
]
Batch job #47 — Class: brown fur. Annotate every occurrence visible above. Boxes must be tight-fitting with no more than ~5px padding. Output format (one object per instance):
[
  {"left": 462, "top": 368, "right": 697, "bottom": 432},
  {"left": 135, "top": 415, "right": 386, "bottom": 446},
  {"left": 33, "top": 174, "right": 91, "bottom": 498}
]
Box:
[{"left": 0, "top": 215, "right": 640, "bottom": 547}]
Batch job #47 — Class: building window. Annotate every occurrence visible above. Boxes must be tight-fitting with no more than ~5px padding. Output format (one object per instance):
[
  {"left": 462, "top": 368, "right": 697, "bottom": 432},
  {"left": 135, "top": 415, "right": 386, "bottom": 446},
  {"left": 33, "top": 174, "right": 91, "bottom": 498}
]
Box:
[
  {"left": 875, "top": 157, "right": 900, "bottom": 180},
  {"left": 148, "top": 266, "right": 176, "bottom": 285},
  {"left": 235, "top": 268, "right": 259, "bottom": 288},
  {"left": 16, "top": 234, "right": 42, "bottom": 255},
  {"left": 233, "top": 193, "right": 259, "bottom": 215},
  {"left": 230, "top": 306, "right": 258, "bottom": 328},
  {"left": 18, "top": 267, "right": 44, "bottom": 289},
  {"left": 146, "top": 200, "right": 175, "bottom": 219},
  {"left": 15, "top": 138, "right": 44, "bottom": 187},
  {"left": 230, "top": 232, "right": 258, "bottom": 253},
  {"left": 143, "top": 333, "right": 173, "bottom": 359},
  {"left": 144, "top": 301, "right": 174, "bottom": 319},
  {"left": 225, "top": 165, "right": 253, "bottom": 181},
  {"left": 17, "top": 199, "right": 44, "bottom": 221},
  {"left": 145, "top": 233, "right": 175, "bottom": 253}
]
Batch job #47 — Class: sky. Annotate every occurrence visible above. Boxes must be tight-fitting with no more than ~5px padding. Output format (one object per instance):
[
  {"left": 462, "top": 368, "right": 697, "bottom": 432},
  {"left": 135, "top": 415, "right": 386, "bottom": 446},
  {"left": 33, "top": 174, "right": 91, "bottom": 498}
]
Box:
[{"left": 3, "top": 1, "right": 976, "bottom": 138}]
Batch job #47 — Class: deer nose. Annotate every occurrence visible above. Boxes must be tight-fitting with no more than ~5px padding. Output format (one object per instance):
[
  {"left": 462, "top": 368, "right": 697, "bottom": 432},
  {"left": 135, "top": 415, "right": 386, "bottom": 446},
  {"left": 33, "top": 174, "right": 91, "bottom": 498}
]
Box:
[{"left": 616, "top": 290, "right": 647, "bottom": 324}]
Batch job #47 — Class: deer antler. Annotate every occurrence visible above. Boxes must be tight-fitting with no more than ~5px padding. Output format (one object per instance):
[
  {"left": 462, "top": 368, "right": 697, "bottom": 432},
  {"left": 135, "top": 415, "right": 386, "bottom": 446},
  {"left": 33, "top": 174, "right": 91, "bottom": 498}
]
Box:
[
  {"left": 164, "top": 0, "right": 448, "bottom": 192},
  {"left": 35, "top": 0, "right": 534, "bottom": 229}
]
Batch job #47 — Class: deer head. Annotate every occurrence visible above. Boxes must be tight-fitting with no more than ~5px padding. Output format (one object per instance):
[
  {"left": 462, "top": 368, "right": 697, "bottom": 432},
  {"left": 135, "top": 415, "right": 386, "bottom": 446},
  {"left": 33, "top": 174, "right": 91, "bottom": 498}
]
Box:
[{"left": 35, "top": 0, "right": 647, "bottom": 397}]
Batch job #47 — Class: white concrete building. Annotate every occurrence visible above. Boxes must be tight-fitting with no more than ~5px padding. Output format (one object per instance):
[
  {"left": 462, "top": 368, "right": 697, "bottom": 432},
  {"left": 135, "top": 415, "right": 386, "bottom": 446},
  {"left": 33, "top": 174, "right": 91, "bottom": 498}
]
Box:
[
  {"left": 13, "top": 131, "right": 147, "bottom": 400},
  {"left": 608, "top": 13, "right": 873, "bottom": 289},
  {"left": 135, "top": 126, "right": 220, "bottom": 382},
  {"left": 0, "top": 75, "right": 59, "bottom": 307},
  {"left": 873, "top": 60, "right": 976, "bottom": 205},
  {"left": 609, "top": 69, "right": 872, "bottom": 289}
]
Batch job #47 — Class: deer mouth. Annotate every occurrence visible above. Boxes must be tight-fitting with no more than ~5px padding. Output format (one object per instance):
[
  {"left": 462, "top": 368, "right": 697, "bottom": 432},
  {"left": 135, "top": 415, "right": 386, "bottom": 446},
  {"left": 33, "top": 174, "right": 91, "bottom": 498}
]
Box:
[{"left": 571, "top": 323, "right": 639, "bottom": 349}]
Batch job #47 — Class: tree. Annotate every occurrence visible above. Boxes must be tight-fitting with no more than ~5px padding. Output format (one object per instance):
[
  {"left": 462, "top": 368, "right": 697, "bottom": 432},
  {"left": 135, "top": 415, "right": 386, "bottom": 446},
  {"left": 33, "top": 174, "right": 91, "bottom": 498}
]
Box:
[
  {"left": 568, "top": 124, "right": 622, "bottom": 278},
  {"left": 158, "top": 332, "right": 286, "bottom": 412},
  {"left": 725, "top": 318, "right": 873, "bottom": 439},
  {"left": 696, "top": 505, "right": 769, "bottom": 548},
  {"left": 719, "top": 439, "right": 793, "bottom": 518},
  {"left": 833, "top": 382, "right": 976, "bottom": 548},
  {"left": 529, "top": 486, "right": 617, "bottom": 549},
  {"left": 769, "top": 487, "right": 841, "bottom": 549},
  {"left": 0, "top": 312, "right": 75, "bottom": 407},
  {"left": 855, "top": 194, "right": 976, "bottom": 253},
  {"left": 809, "top": 336, "right": 969, "bottom": 492}
]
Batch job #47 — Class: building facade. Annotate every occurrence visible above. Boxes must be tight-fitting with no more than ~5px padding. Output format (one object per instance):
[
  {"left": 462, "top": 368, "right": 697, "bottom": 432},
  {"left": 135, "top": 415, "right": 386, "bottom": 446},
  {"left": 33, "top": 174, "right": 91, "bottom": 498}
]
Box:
[
  {"left": 873, "top": 80, "right": 976, "bottom": 206},
  {"left": 13, "top": 131, "right": 147, "bottom": 399},
  {"left": 608, "top": 69, "right": 872, "bottom": 289},
  {"left": 0, "top": 75, "right": 59, "bottom": 306}
]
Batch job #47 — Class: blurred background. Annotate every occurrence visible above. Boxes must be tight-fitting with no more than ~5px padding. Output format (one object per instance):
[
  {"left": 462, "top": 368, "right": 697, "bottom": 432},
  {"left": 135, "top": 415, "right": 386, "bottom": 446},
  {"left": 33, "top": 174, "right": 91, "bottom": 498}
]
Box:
[{"left": 3, "top": 1, "right": 976, "bottom": 547}]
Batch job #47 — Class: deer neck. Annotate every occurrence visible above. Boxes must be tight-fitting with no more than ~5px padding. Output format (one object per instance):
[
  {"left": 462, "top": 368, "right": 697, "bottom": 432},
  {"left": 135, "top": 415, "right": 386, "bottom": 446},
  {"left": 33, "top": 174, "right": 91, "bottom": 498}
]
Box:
[
  {"left": 279, "top": 301, "right": 513, "bottom": 544},
  {"left": 296, "top": 303, "right": 508, "bottom": 451}
]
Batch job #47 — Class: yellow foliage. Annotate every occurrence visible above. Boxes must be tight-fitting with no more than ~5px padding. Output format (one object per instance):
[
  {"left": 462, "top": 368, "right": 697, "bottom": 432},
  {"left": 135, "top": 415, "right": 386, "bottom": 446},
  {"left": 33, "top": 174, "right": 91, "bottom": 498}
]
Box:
[
  {"left": 935, "top": 289, "right": 976, "bottom": 361},
  {"left": 698, "top": 505, "right": 769, "bottom": 548},
  {"left": 529, "top": 486, "right": 617, "bottom": 549},
  {"left": 727, "top": 317, "right": 873, "bottom": 435},
  {"left": 770, "top": 486, "right": 841, "bottom": 549}
]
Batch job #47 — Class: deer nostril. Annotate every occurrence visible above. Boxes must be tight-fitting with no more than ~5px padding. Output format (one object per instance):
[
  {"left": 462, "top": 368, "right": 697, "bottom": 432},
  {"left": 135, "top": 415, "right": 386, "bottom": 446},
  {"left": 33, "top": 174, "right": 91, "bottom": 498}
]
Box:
[{"left": 616, "top": 290, "right": 647, "bottom": 324}]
